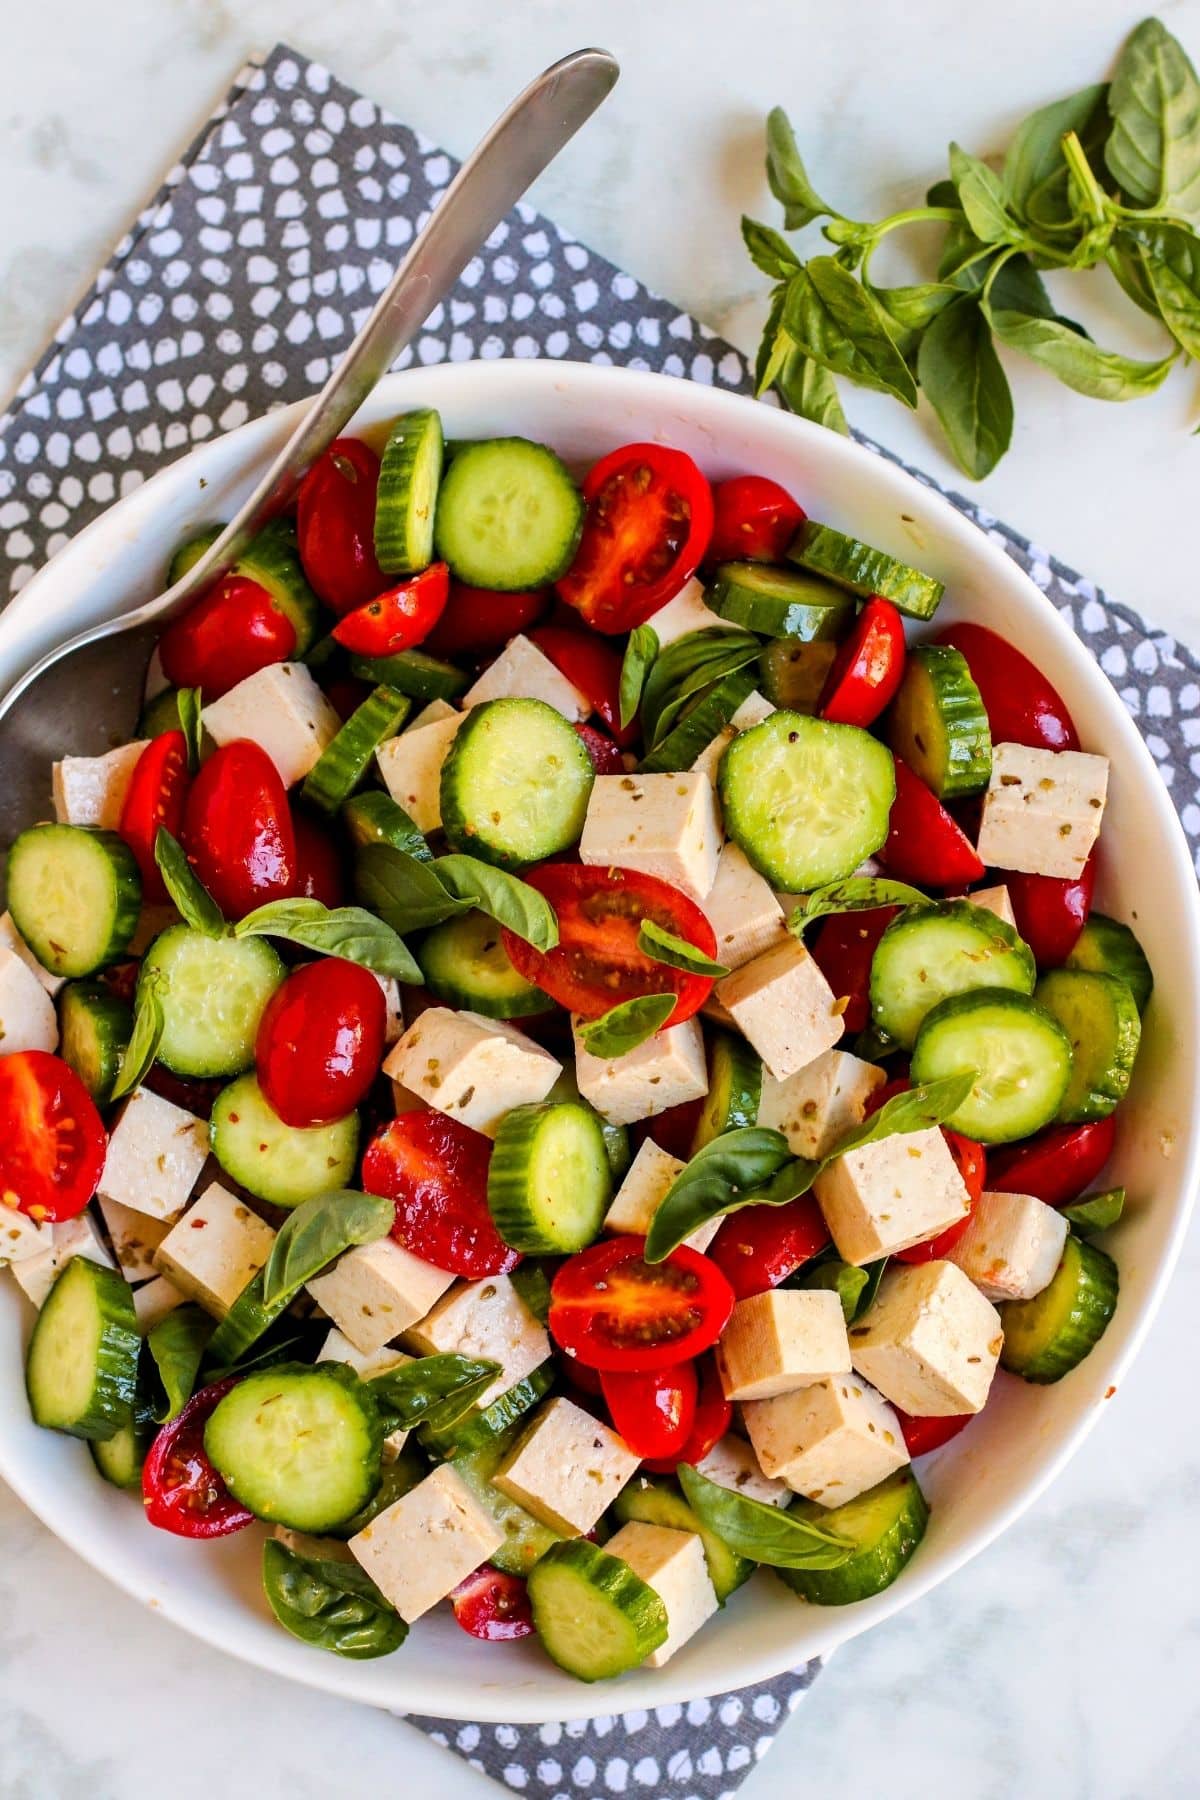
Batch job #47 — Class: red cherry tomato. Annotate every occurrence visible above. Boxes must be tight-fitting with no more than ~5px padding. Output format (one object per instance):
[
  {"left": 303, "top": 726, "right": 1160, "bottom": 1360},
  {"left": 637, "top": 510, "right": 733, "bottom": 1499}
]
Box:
[
  {"left": 362, "top": 1111, "right": 519, "bottom": 1279},
  {"left": 1005, "top": 854, "right": 1096, "bottom": 968},
  {"left": 809, "top": 906, "right": 901, "bottom": 1034},
  {"left": 549, "top": 1236, "right": 734, "bottom": 1372},
  {"left": 142, "top": 1379, "right": 255, "bottom": 1539},
  {"left": 818, "top": 597, "right": 907, "bottom": 728},
  {"left": 182, "top": 740, "right": 297, "bottom": 921},
  {"left": 573, "top": 722, "right": 626, "bottom": 775},
  {"left": 935, "top": 623, "right": 1079, "bottom": 752},
  {"left": 878, "top": 755, "right": 985, "bottom": 888},
  {"left": 290, "top": 809, "right": 347, "bottom": 907},
  {"left": 530, "top": 624, "right": 636, "bottom": 747},
  {"left": 894, "top": 1129, "right": 985, "bottom": 1264},
  {"left": 331, "top": 563, "right": 451, "bottom": 656},
  {"left": 423, "top": 581, "right": 549, "bottom": 658},
  {"left": 896, "top": 1409, "right": 973, "bottom": 1457},
  {"left": 987, "top": 1115, "right": 1116, "bottom": 1207},
  {"left": 159, "top": 575, "right": 298, "bottom": 701},
  {"left": 501, "top": 864, "right": 717, "bottom": 1028},
  {"left": 0, "top": 1052, "right": 107, "bottom": 1223},
  {"left": 296, "top": 438, "right": 388, "bottom": 615},
  {"left": 557, "top": 443, "right": 714, "bottom": 634},
  {"left": 708, "top": 475, "right": 805, "bottom": 564},
  {"left": 706, "top": 1194, "right": 831, "bottom": 1301},
  {"left": 450, "top": 1566, "right": 535, "bottom": 1641},
  {"left": 117, "top": 731, "right": 190, "bottom": 903},
  {"left": 642, "top": 1354, "right": 733, "bottom": 1473},
  {"left": 601, "top": 1361, "right": 698, "bottom": 1460},
  {"left": 255, "top": 959, "right": 386, "bottom": 1128}
]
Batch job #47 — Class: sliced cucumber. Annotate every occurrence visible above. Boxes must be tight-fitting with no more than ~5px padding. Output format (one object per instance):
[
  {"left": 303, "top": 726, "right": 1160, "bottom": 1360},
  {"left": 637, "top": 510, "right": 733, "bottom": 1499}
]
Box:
[
  {"left": 348, "top": 647, "right": 467, "bottom": 702},
  {"left": 341, "top": 789, "right": 432, "bottom": 861},
  {"left": 789, "top": 521, "right": 945, "bottom": 619},
  {"left": 547, "top": 1065, "right": 630, "bottom": 1181},
  {"left": 887, "top": 644, "right": 991, "bottom": 799},
  {"left": 910, "top": 990, "right": 1073, "bottom": 1143},
  {"left": 1036, "top": 969, "right": 1141, "bottom": 1123},
  {"left": 758, "top": 638, "right": 837, "bottom": 713},
  {"left": 26, "top": 1258, "right": 140, "bottom": 1440},
  {"left": 777, "top": 1470, "right": 928, "bottom": 1606},
  {"left": 140, "top": 924, "right": 285, "bottom": 1079},
  {"left": 89, "top": 1394, "right": 156, "bottom": 1488},
  {"left": 138, "top": 687, "right": 184, "bottom": 738},
  {"left": 237, "top": 517, "right": 321, "bottom": 655},
  {"left": 526, "top": 1538, "right": 669, "bottom": 1681},
  {"left": 58, "top": 981, "right": 132, "bottom": 1106},
  {"left": 612, "top": 1473, "right": 752, "bottom": 1603},
  {"left": 1066, "top": 914, "right": 1153, "bottom": 1013},
  {"left": 441, "top": 698, "right": 594, "bottom": 869},
  {"left": 691, "top": 1029, "right": 763, "bottom": 1154},
  {"left": 8, "top": 824, "right": 141, "bottom": 977},
  {"left": 719, "top": 710, "right": 895, "bottom": 892},
  {"left": 374, "top": 408, "right": 444, "bottom": 574},
  {"left": 1000, "top": 1235, "right": 1118, "bottom": 1383},
  {"left": 870, "top": 900, "right": 1036, "bottom": 1049},
  {"left": 301, "top": 686, "right": 411, "bottom": 815},
  {"left": 167, "top": 524, "right": 222, "bottom": 586},
  {"left": 434, "top": 437, "right": 584, "bottom": 590},
  {"left": 487, "top": 1101, "right": 613, "bottom": 1254},
  {"left": 417, "top": 1363, "right": 555, "bottom": 1461},
  {"left": 451, "top": 1428, "right": 564, "bottom": 1576},
  {"left": 708, "top": 562, "right": 854, "bottom": 640},
  {"left": 639, "top": 667, "right": 758, "bottom": 775},
  {"left": 210, "top": 1074, "right": 360, "bottom": 1208},
  {"left": 416, "top": 908, "right": 554, "bottom": 1017}
]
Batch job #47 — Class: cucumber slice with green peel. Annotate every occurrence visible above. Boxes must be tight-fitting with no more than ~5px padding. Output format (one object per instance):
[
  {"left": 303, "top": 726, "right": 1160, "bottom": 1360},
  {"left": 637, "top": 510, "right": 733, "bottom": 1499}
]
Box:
[
  {"left": 167, "top": 524, "right": 223, "bottom": 585},
  {"left": 341, "top": 789, "right": 432, "bottom": 861},
  {"left": 1066, "top": 914, "right": 1153, "bottom": 1013},
  {"left": 1061, "top": 1186, "right": 1125, "bottom": 1235},
  {"left": 204, "top": 1361, "right": 383, "bottom": 1531},
  {"left": 417, "top": 908, "right": 554, "bottom": 1017},
  {"left": 89, "top": 1399, "right": 157, "bottom": 1488},
  {"left": 708, "top": 562, "right": 855, "bottom": 640},
  {"left": 140, "top": 924, "right": 285, "bottom": 1079},
  {"left": 210, "top": 1074, "right": 360, "bottom": 1208},
  {"left": 691, "top": 1029, "right": 763, "bottom": 1154},
  {"left": 526, "top": 1538, "right": 669, "bottom": 1681},
  {"left": 887, "top": 644, "right": 991, "bottom": 799},
  {"left": 777, "top": 1470, "right": 928, "bottom": 1606},
  {"left": 138, "top": 687, "right": 184, "bottom": 737},
  {"left": 611, "top": 1473, "right": 753, "bottom": 1603},
  {"left": 1035, "top": 969, "right": 1141, "bottom": 1122},
  {"left": 237, "top": 517, "right": 321, "bottom": 655},
  {"left": 869, "top": 900, "right": 1036, "bottom": 1049},
  {"left": 718, "top": 710, "right": 895, "bottom": 893},
  {"left": 58, "top": 982, "right": 133, "bottom": 1106},
  {"left": 910, "top": 990, "right": 1073, "bottom": 1143},
  {"left": 7, "top": 824, "right": 141, "bottom": 978},
  {"left": 441, "top": 698, "right": 595, "bottom": 869},
  {"left": 301, "top": 686, "right": 411, "bottom": 814},
  {"left": 547, "top": 1065, "right": 630, "bottom": 1181},
  {"left": 26, "top": 1258, "right": 140, "bottom": 1440},
  {"left": 374, "top": 408, "right": 444, "bottom": 574},
  {"left": 788, "top": 520, "right": 945, "bottom": 619},
  {"left": 324, "top": 1445, "right": 429, "bottom": 1539},
  {"left": 758, "top": 638, "right": 837, "bottom": 713},
  {"left": 451, "top": 1429, "right": 564, "bottom": 1575},
  {"left": 639, "top": 667, "right": 759, "bottom": 775},
  {"left": 348, "top": 647, "right": 467, "bottom": 701},
  {"left": 487, "top": 1101, "right": 613, "bottom": 1254},
  {"left": 433, "top": 436, "right": 584, "bottom": 590},
  {"left": 416, "top": 1362, "right": 555, "bottom": 1461},
  {"left": 999, "top": 1235, "right": 1118, "bottom": 1383}
]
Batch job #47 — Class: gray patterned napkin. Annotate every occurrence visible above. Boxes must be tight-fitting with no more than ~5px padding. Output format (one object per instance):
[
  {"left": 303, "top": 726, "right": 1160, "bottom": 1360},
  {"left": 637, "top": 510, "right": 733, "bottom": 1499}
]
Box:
[{"left": 0, "top": 40, "right": 1196, "bottom": 1800}]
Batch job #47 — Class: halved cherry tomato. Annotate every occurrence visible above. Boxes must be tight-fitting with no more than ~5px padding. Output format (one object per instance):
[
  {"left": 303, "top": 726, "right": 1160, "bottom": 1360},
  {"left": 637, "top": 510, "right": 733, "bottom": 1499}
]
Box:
[
  {"left": 708, "top": 475, "right": 805, "bottom": 565},
  {"left": 549, "top": 1236, "right": 734, "bottom": 1372},
  {"left": 818, "top": 597, "right": 907, "bottom": 728},
  {"left": 362, "top": 1111, "right": 519, "bottom": 1279},
  {"left": 255, "top": 958, "right": 387, "bottom": 1128},
  {"left": 182, "top": 740, "right": 296, "bottom": 921},
  {"left": 896, "top": 1409, "right": 972, "bottom": 1457},
  {"left": 331, "top": 562, "right": 451, "bottom": 656},
  {"left": 530, "top": 624, "right": 636, "bottom": 747},
  {"left": 0, "top": 1051, "right": 107, "bottom": 1223},
  {"left": 601, "top": 1361, "right": 698, "bottom": 1460},
  {"left": 935, "top": 623, "right": 1079, "bottom": 753},
  {"left": 642, "top": 1354, "right": 733, "bottom": 1473},
  {"left": 877, "top": 754, "right": 985, "bottom": 888},
  {"left": 988, "top": 1115, "right": 1116, "bottom": 1207},
  {"left": 501, "top": 865, "right": 717, "bottom": 1027},
  {"left": 706, "top": 1194, "right": 830, "bottom": 1301},
  {"left": 423, "top": 581, "right": 549, "bottom": 658},
  {"left": 557, "top": 443, "right": 714, "bottom": 634},
  {"left": 290, "top": 809, "right": 347, "bottom": 907},
  {"left": 895, "top": 1129, "right": 985, "bottom": 1264},
  {"left": 450, "top": 1566, "right": 535, "bottom": 1641},
  {"left": 809, "top": 906, "right": 901, "bottom": 1034},
  {"left": 159, "top": 575, "right": 298, "bottom": 701},
  {"left": 142, "top": 1379, "right": 254, "bottom": 1539},
  {"left": 573, "top": 722, "right": 625, "bottom": 775},
  {"left": 296, "top": 438, "right": 388, "bottom": 615},
  {"left": 1005, "top": 853, "right": 1095, "bottom": 968},
  {"left": 118, "top": 731, "right": 190, "bottom": 902}
]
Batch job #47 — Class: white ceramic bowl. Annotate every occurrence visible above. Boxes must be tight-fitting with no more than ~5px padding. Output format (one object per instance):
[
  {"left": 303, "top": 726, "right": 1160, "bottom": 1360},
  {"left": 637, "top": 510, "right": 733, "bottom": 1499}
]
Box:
[{"left": 0, "top": 361, "right": 1196, "bottom": 1722}]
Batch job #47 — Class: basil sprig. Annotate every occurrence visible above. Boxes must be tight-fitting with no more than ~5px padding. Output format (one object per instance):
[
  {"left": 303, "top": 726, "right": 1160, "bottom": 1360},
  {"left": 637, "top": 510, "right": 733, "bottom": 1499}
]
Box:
[
  {"left": 788, "top": 876, "right": 928, "bottom": 937},
  {"left": 262, "top": 1540, "right": 408, "bottom": 1659},
  {"left": 677, "top": 1465, "right": 852, "bottom": 1570},
  {"left": 352, "top": 842, "right": 557, "bottom": 949},
  {"left": 234, "top": 897, "right": 420, "bottom": 982},
  {"left": 578, "top": 993, "right": 677, "bottom": 1059},
  {"left": 637, "top": 919, "right": 729, "bottom": 979},
  {"left": 154, "top": 827, "right": 225, "bottom": 937},
  {"left": 618, "top": 624, "right": 659, "bottom": 730},
  {"left": 109, "top": 973, "right": 165, "bottom": 1102},
  {"left": 147, "top": 1304, "right": 214, "bottom": 1422},
  {"left": 367, "top": 1353, "right": 501, "bottom": 1435},
  {"left": 260, "top": 1190, "right": 395, "bottom": 1308}
]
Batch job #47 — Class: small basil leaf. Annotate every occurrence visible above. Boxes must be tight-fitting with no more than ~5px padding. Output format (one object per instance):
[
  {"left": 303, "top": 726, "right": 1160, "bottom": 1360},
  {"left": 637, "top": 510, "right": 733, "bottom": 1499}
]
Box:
[
  {"left": 109, "top": 974, "right": 165, "bottom": 1102},
  {"left": 854, "top": 1256, "right": 889, "bottom": 1319},
  {"left": 154, "top": 827, "right": 225, "bottom": 937},
  {"left": 985, "top": 303, "right": 1178, "bottom": 399},
  {"left": 355, "top": 841, "right": 471, "bottom": 934},
  {"left": 782, "top": 259, "right": 918, "bottom": 408},
  {"left": 1106, "top": 17, "right": 1200, "bottom": 221},
  {"left": 367, "top": 1352, "right": 502, "bottom": 1430},
  {"left": 917, "top": 296, "right": 1014, "bottom": 480},
  {"left": 644, "top": 1126, "right": 797, "bottom": 1262},
  {"left": 789, "top": 877, "right": 929, "bottom": 935},
  {"left": 260, "top": 1190, "right": 395, "bottom": 1308},
  {"left": 578, "top": 993, "right": 677, "bottom": 1061},
  {"left": 619, "top": 624, "right": 659, "bottom": 731},
  {"left": 637, "top": 919, "right": 729, "bottom": 979},
  {"left": 830, "top": 1070, "right": 978, "bottom": 1159},
  {"left": 235, "top": 898, "right": 420, "bottom": 983},
  {"left": 948, "top": 143, "right": 1021, "bottom": 246},
  {"left": 431, "top": 854, "right": 558, "bottom": 952},
  {"left": 639, "top": 629, "right": 759, "bottom": 749},
  {"left": 1061, "top": 1187, "right": 1125, "bottom": 1234},
  {"left": 766, "top": 107, "right": 841, "bottom": 231},
  {"left": 776, "top": 349, "right": 849, "bottom": 434},
  {"left": 677, "top": 1464, "right": 852, "bottom": 1570},
  {"left": 795, "top": 1258, "right": 869, "bottom": 1323},
  {"left": 741, "top": 215, "right": 802, "bottom": 280},
  {"left": 868, "top": 282, "right": 958, "bottom": 359},
  {"left": 755, "top": 285, "right": 791, "bottom": 398},
  {"left": 147, "top": 1304, "right": 214, "bottom": 1422},
  {"left": 176, "top": 687, "right": 204, "bottom": 772},
  {"left": 1003, "top": 84, "right": 1109, "bottom": 223},
  {"left": 509, "top": 1262, "right": 554, "bottom": 1325},
  {"left": 1107, "top": 237, "right": 1164, "bottom": 318},
  {"left": 262, "top": 1540, "right": 408, "bottom": 1659},
  {"left": 1124, "top": 222, "right": 1200, "bottom": 358}
]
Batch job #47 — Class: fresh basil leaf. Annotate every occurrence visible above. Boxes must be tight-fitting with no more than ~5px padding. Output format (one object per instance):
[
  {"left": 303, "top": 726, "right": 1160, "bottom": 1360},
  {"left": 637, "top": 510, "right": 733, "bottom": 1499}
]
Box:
[
  {"left": 619, "top": 624, "right": 659, "bottom": 731},
  {"left": 640, "top": 629, "right": 759, "bottom": 749},
  {"left": 926, "top": 178, "right": 961, "bottom": 209},
  {"left": 1107, "top": 238, "right": 1164, "bottom": 317},
  {"left": 579, "top": 993, "right": 677, "bottom": 1061},
  {"left": 938, "top": 216, "right": 996, "bottom": 293},
  {"left": 1061, "top": 1186, "right": 1125, "bottom": 1234},
  {"left": 868, "top": 282, "right": 958, "bottom": 358},
  {"left": 205, "top": 1327, "right": 315, "bottom": 1383},
  {"left": 677, "top": 1464, "right": 852, "bottom": 1570},
  {"left": 645, "top": 1126, "right": 797, "bottom": 1262},
  {"left": 648, "top": 643, "right": 764, "bottom": 750},
  {"left": 754, "top": 285, "right": 791, "bottom": 397},
  {"left": 742, "top": 215, "right": 802, "bottom": 280},
  {"left": 781, "top": 259, "right": 918, "bottom": 408},
  {"left": 789, "top": 876, "right": 928, "bottom": 935},
  {"left": 176, "top": 686, "right": 204, "bottom": 773},
  {"left": 831, "top": 1070, "right": 978, "bottom": 1159},
  {"left": 261, "top": 1190, "right": 395, "bottom": 1308},
  {"left": 637, "top": 919, "right": 729, "bottom": 979},
  {"left": 147, "top": 1304, "right": 214, "bottom": 1422},
  {"left": 355, "top": 841, "right": 471, "bottom": 935},
  {"left": 984, "top": 304, "right": 1177, "bottom": 399},
  {"left": 776, "top": 350, "right": 849, "bottom": 434},
  {"left": 262, "top": 1540, "right": 408, "bottom": 1659},
  {"left": 766, "top": 107, "right": 840, "bottom": 230},
  {"left": 368, "top": 1352, "right": 502, "bottom": 1430},
  {"left": 1124, "top": 222, "right": 1200, "bottom": 357},
  {"left": 154, "top": 827, "right": 225, "bottom": 937},
  {"left": 431, "top": 854, "right": 558, "bottom": 952},
  {"left": 949, "top": 143, "right": 1021, "bottom": 246},
  {"left": 1003, "top": 85, "right": 1109, "bottom": 222},
  {"left": 235, "top": 898, "right": 420, "bottom": 983},
  {"left": 109, "top": 974, "right": 165, "bottom": 1102},
  {"left": 917, "top": 296, "right": 1014, "bottom": 479},
  {"left": 1106, "top": 17, "right": 1200, "bottom": 220},
  {"left": 509, "top": 1262, "right": 554, "bottom": 1325},
  {"left": 987, "top": 254, "right": 1059, "bottom": 323},
  {"left": 795, "top": 1257, "right": 869, "bottom": 1323}
]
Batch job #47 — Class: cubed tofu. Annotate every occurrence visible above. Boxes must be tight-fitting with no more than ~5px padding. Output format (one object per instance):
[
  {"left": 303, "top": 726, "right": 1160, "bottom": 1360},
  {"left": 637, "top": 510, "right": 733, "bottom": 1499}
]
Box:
[
  {"left": 573, "top": 1015, "right": 708, "bottom": 1127},
  {"left": 307, "top": 1237, "right": 454, "bottom": 1356},
  {"left": 645, "top": 577, "right": 738, "bottom": 648},
  {"left": 494, "top": 1397, "right": 640, "bottom": 1536},
  {"left": 350, "top": 1464, "right": 505, "bottom": 1622},
  {"left": 945, "top": 1189, "right": 1069, "bottom": 1303},
  {"left": 406, "top": 698, "right": 459, "bottom": 731},
  {"left": 97, "top": 1193, "right": 174, "bottom": 1283},
  {"left": 154, "top": 1182, "right": 276, "bottom": 1318},
  {"left": 401, "top": 1273, "right": 550, "bottom": 1407},
  {"left": 718, "top": 1289, "right": 851, "bottom": 1400},
  {"left": 975, "top": 742, "right": 1109, "bottom": 881},
  {"left": 375, "top": 711, "right": 463, "bottom": 834},
  {"left": 690, "top": 690, "right": 776, "bottom": 785},
  {"left": 132, "top": 1275, "right": 186, "bottom": 1332},
  {"left": 201, "top": 661, "right": 341, "bottom": 787},
  {"left": 0, "top": 910, "right": 63, "bottom": 997},
  {"left": 701, "top": 842, "right": 788, "bottom": 971},
  {"left": 715, "top": 937, "right": 843, "bottom": 1081},
  {"left": 0, "top": 948, "right": 58, "bottom": 1055},
  {"left": 52, "top": 740, "right": 148, "bottom": 829},
  {"left": 0, "top": 1199, "right": 53, "bottom": 1264},
  {"left": 384, "top": 1008, "right": 560, "bottom": 1136},
  {"left": 373, "top": 974, "right": 404, "bottom": 1045},
  {"left": 848, "top": 1259, "right": 1003, "bottom": 1416},
  {"left": 11, "top": 1213, "right": 115, "bottom": 1309},
  {"left": 742, "top": 1374, "right": 909, "bottom": 1505},
  {"left": 693, "top": 1433, "right": 791, "bottom": 1508},
  {"left": 602, "top": 1139, "right": 720, "bottom": 1253},
  {"left": 603, "top": 1522, "right": 718, "bottom": 1668},
  {"left": 814, "top": 1126, "right": 971, "bottom": 1266},
  {"left": 968, "top": 883, "right": 1016, "bottom": 929},
  {"left": 97, "top": 1088, "right": 209, "bottom": 1223},
  {"left": 758, "top": 1049, "right": 886, "bottom": 1160},
  {"left": 461, "top": 634, "right": 588, "bottom": 720},
  {"left": 579, "top": 771, "right": 722, "bottom": 904},
  {"left": 318, "top": 1328, "right": 413, "bottom": 1459}
]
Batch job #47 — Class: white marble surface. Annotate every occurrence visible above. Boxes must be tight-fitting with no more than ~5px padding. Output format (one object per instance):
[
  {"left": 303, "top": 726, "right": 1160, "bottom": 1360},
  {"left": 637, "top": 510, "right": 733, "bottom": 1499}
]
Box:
[{"left": 1, "top": 2, "right": 1198, "bottom": 1795}]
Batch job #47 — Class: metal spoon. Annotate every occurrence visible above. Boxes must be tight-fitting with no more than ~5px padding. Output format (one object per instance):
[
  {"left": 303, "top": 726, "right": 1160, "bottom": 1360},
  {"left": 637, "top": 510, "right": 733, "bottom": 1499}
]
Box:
[{"left": 0, "top": 48, "right": 619, "bottom": 847}]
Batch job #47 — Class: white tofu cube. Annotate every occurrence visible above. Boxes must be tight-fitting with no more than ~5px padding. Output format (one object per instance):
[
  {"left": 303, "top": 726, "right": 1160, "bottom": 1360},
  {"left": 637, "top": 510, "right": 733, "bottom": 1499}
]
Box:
[
  {"left": 201, "top": 661, "right": 341, "bottom": 787},
  {"left": 693, "top": 1433, "right": 792, "bottom": 1508},
  {"left": 701, "top": 843, "right": 788, "bottom": 971},
  {"left": 743, "top": 1374, "right": 909, "bottom": 1505},
  {"left": 401, "top": 1273, "right": 551, "bottom": 1407},
  {"left": 318, "top": 1328, "right": 414, "bottom": 1460},
  {"left": 976, "top": 742, "right": 1109, "bottom": 881},
  {"left": 968, "top": 883, "right": 1016, "bottom": 929},
  {"left": 52, "top": 740, "right": 148, "bottom": 829},
  {"left": 573, "top": 1015, "right": 708, "bottom": 1127},
  {"left": 132, "top": 1275, "right": 186, "bottom": 1332},
  {"left": 0, "top": 1199, "right": 53, "bottom": 1263},
  {"left": 11, "top": 1213, "right": 115, "bottom": 1309},
  {"left": 494, "top": 1397, "right": 640, "bottom": 1535},
  {"left": 0, "top": 911, "right": 63, "bottom": 997},
  {"left": 375, "top": 712, "right": 463, "bottom": 833},
  {"left": 461, "top": 634, "right": 589, "bottom": 721},
  {"left": 945, "top": 1189, "right": 1069, "bottom": 1303},
  {"left": 758, "top": 1049, "right": 886, "bottom": 1160},
  {"left": 715, "top": 937, "right": 843, "bottom": 1081},
  {"left": 690, "top": 690, "right": 777, "bottom": 785},
  {"left": 97, "top": 1193, "right": 174, "bottom": 1283},
  {"left": 848, "top": 1259, "right": 1003, "bottom": 1416},
  {"left": 154, "top": 1182, "right": 276, "bottom": 1318},
  {"left": 602, "top": 1139, "right": 720, "bottom": 1253},
  {"left": 98, "top": 1088, "right": 209, "bottom": 1223},
  {"left": 307, "top": 1237, "right": 455, "bottom": 1356},
  {"left": 384, "top": 1008, "right": 560, "bottom": 1137},
  {"left": 350, "top": 1464, "right": 505, "bottom": 1622},
  {"left": 604, "top": 1522, "right": 719, "bottom": 1667},
  {"left": 718, "top": 1288, "right": 851, "bottom": 1400},
  {"left": 405, "top": 697, "right": 459, "bottom": 731},
  {"left": 813, "top": 1127, "right": 972, "bottom": 1266},
  {"left": 646, "top": 577, "right": 738, "bottom": 648},
  {"left": 579, "top": 771, "right": 722, "bottom": 904},
  {"left": 0, "top": 948, "right": 58, "bottom": 1055}
]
